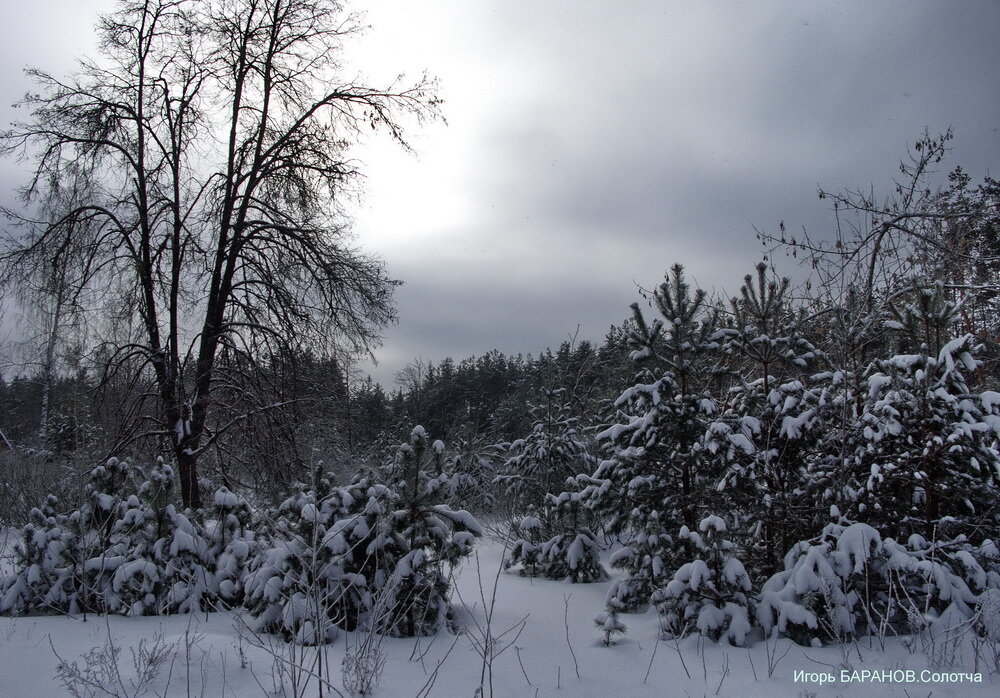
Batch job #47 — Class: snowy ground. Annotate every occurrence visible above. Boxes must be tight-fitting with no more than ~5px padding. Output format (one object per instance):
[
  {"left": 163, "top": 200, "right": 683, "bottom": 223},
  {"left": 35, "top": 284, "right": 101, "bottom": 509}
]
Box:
[{"left": 0, "top": 536, "right": 996, "bottom": 697}]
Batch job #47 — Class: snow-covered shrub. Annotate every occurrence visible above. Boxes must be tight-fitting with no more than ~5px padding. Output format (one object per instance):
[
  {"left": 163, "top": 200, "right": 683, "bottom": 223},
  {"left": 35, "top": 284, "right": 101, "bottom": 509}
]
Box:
[
  {"left": 973, "top": 587, "right": 1000, "bottom": 661},
  {"left": 757, "top": 518, "right": 997, "bottom": 646},
  {"left": 653, "top": 515, "right": 753, "bottom": 646},
  {"left": 103, "top": 492, "right": 160, "bottom": 616}
]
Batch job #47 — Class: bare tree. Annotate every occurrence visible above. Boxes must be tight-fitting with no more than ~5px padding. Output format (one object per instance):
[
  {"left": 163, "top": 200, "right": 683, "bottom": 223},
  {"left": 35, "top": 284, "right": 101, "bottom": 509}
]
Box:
[
  {"left": 763, "top": 130, "right": 996, "bottom": 317},
  {"left": 1, "top": 0, "right": 439, "bottom": 507}
]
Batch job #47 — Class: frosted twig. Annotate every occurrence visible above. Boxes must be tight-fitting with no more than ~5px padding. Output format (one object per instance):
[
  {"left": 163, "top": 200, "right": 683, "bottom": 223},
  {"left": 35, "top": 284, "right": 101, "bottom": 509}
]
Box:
[{"left": 562, "top": 594, "right": 580, "bottom": 679}]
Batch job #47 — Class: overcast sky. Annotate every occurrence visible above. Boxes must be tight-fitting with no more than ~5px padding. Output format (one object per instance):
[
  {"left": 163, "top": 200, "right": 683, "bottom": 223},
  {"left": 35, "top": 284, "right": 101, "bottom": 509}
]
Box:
[{"left": 2, "top": 1, "right": 999, "bottom": 385}]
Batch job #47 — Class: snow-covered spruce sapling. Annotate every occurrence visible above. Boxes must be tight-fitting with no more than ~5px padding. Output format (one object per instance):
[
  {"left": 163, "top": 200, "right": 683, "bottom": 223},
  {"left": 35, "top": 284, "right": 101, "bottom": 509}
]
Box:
[
  {"left": 653, "top": 515, "right": 753, "bottom": 646},
  {"left": 245, "top": 428, "right": 482, "bottom": 643},
  {"left": 755, "top": 515, "right": 858, "bottom": 646},
  {"left": 106, "top": 458, "right": 218, "bottom": 616},
  {"left": 76, "top": 458, "right": 145, "bottom": 615},
  {"left": 104, "top": 477, "right": 164, "bottom": 616}
]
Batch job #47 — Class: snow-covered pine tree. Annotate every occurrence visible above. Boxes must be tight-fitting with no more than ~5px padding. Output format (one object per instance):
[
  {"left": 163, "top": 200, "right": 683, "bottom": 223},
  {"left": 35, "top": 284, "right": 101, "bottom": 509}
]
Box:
[
  {"left": 852, "top": 282, "right": 1000, "bottom": 541},
  {"left": 708, "top": 263, "right": 823, "bottom": 576},
  {"left": 244, "top": 477, "right": 370, "bottom": 644},
  {"left": 785, "top": 278, "right": 901, "bottom": 536},
  {"left": 604, "top": 511, "right": 672, "bottom": 612},
  {"left": 68, "top": 457, "right": 144, "bottom": 615},
  {"left": 323, "top": 476, "right": 396, "bottom": 632},
  {"left": 594, "top": 604, "right": 627, "bottom": 646},
  {"left": 586, "top": 264, "right": 718, "bottom": 607},
  {"left": 104, "top": 462, "right": 169, "bottom": 616},
  {"left": 442, "top": 426, "right": 499, "bottom": 512},
  {"left": 504, "top": 505, "right": 545, "bottom": 576},
  {"left": 535, "top": 477, "right": 606, "bottom": 583},
  {"left": 375, "top": 426, "right": 482, "bottom": 637},
  {"left": 1, "top": 457, "right": 222, "bottom": 618},
  {"left": 153, "top": 504, "right": 216, "bottom": 614},
  {"left": 756, "top": 513, "right": 866, "bottom": 646},
  {"left": 0, "top": 495, "right": 74, "bottom": 615},
  {"left": 652, "top": 515, "right": 753, "bottom": 646},
  {"left": 211, "top": 485, "right": 258, "bottom": 608},
  {"left": 495, "top": 389, "right": 593, "bottom": 514}
]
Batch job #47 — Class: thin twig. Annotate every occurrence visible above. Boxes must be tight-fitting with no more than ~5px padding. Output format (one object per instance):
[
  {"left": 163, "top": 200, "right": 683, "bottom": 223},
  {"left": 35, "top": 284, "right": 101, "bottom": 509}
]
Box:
[{"left": 562, "top": 594, "right": 580, "bottom": 679}]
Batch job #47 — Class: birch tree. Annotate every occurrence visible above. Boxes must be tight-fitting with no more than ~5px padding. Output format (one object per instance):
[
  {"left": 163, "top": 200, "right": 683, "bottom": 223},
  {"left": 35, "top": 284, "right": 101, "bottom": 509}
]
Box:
[{"left": 1, "top": 0, "right": 438, "bottom": 506}]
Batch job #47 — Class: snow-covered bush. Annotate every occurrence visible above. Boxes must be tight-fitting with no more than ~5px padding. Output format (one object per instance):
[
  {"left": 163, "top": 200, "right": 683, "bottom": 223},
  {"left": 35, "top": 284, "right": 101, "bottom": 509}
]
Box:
[
  {"left": 653, "top": 515, "right": 753, "bottom": 646},
  {"left": 441, "top": 428, "right": 500, "bottom": 512},
  {"left": 757, "top": 517, "right": 998, "bottom": 646}
]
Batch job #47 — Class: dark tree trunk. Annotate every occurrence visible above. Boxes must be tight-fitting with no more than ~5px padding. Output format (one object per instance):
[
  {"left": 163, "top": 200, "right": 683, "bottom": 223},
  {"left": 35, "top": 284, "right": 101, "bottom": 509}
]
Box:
[{"left": 177, "top": 448, "right": 202, "bottom": 510}]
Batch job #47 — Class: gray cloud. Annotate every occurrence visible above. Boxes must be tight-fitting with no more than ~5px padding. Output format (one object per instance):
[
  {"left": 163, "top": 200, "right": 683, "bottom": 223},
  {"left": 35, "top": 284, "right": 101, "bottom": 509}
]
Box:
[{"left": 355, "top": 1, "right": 1000, "bottom": 384}]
